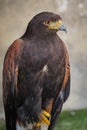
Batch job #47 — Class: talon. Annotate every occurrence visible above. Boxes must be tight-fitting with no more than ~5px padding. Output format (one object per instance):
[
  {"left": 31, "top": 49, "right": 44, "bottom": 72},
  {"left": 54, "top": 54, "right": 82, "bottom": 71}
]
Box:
[
  {"left": 38, "top": 111, "right": 50, "bottom": 125},
  {"left": 36, "top": 110, "right": 51, "bottom": 127},
  {"left": 36, "top": 122, "right": 41, "bottom": 127},
  {"left": 42, "top": 110, "right": 51, "bottom": 118}
]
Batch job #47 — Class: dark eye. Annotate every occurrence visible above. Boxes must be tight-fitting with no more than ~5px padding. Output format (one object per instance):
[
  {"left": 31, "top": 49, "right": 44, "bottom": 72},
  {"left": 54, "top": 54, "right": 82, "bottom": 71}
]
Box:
[
  {"left": 46, "top": 21, "right": 50, "bottom": 24},
  {"left": 43, "top": 21, "right": 50, "bottom": 25}
]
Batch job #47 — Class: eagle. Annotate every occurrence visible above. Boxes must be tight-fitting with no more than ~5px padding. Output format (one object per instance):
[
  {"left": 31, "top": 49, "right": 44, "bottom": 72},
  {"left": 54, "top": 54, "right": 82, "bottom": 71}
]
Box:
[{"left": 2, "top": 12, "right": 70, "bottom": 130}]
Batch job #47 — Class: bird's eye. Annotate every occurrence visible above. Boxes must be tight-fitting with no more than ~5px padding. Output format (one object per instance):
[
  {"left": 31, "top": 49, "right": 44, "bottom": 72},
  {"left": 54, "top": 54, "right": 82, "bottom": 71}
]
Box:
[{"left": 43, "top": 21, "right": 50, "bottom": 25}]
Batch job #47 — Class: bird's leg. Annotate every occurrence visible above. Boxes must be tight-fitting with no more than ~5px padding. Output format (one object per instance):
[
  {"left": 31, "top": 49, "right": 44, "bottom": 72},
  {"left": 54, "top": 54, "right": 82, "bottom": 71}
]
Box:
[
  {"left": 45, "top": 98, "right": 54, "bottom": 114},
  {"left": 35, "top": 98, "right": 54, "bottom": 127}
]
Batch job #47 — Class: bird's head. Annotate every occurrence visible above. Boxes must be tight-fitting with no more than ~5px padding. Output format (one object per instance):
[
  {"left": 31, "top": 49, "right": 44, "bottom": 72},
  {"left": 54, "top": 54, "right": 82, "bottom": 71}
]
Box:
[{"left": 25, "top": 12, "right": 67, "bottom": 37}]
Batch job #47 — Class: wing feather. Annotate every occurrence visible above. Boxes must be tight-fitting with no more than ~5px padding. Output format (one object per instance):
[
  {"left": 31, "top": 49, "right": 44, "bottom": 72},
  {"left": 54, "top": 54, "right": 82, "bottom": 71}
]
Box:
[{"left": 3, "top": 39, "right": 23, "bottom": 105}]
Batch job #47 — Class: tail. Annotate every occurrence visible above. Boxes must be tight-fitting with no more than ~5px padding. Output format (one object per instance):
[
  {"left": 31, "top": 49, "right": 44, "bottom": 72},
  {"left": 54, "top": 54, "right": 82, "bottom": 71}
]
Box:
[
  {"left": 4, "top": 105, "right": 16, "bottom": 130},
  {"left": 4, "top": 66, "right": 18, "bottom": 130}
]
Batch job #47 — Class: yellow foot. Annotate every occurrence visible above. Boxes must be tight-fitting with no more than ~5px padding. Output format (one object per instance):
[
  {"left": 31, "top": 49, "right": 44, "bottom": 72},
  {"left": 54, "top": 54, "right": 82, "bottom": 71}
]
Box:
[{"left": 36, "top": 110, "right": 51, "bottom": 127}]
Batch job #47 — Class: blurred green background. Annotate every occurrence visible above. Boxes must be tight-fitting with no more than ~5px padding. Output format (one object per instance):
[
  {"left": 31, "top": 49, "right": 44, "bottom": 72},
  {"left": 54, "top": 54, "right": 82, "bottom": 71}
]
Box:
[{"left": 0, "top": 0, "right": 87, "bottom": 129}]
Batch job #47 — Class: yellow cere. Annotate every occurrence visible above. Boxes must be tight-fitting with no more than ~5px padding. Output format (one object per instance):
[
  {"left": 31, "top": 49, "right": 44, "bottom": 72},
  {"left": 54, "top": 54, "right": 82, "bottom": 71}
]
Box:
[{"left": 48, "top": 20, "right": 62, "bottom": 30}]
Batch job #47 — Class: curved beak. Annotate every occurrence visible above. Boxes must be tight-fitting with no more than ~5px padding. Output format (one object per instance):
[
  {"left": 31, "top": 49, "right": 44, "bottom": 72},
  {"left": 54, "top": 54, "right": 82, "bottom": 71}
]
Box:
[
  {"left": 46, "top": 20, "right": 67, "bottom": 33},
  {"left": 59, "top": 24, "right": 67, "bottom": 33}
]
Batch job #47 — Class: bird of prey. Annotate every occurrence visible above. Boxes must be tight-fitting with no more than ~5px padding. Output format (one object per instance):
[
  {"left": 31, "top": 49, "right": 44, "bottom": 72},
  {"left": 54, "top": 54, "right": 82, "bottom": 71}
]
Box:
[{"left": 2, "top": 12, "right": 70, "bottom": 130}]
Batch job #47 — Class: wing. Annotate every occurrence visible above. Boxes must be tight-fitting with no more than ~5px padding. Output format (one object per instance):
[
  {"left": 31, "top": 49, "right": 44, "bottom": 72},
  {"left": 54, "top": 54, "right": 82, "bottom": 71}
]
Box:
[
  {"left": 48, "top": 75, "right": 70, "bottom": 130},
  {"left": 48, "top": 48, "right": 70, "bottom": 130},
  {"left": 2, "top": 39, "right": 23, "bottom": 130},
  {"left": 3, "top": 39, "right": 23, "bottom": 106}
]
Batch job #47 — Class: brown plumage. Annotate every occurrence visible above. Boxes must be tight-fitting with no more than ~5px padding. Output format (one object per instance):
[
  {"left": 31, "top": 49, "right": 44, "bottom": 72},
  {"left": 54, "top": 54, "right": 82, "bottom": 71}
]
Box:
[{"left": 2, "top": 12, "right": 70, "bottom": 130}]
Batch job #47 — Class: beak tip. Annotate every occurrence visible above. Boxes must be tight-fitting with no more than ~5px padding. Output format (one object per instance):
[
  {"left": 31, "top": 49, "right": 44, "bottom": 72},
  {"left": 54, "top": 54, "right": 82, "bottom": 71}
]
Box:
[
  {"left": 59, "top": 24, "right": 67, "bottom": 33},
  {"left": 65, "top": 29, "right": 67, "bottom": 33}
]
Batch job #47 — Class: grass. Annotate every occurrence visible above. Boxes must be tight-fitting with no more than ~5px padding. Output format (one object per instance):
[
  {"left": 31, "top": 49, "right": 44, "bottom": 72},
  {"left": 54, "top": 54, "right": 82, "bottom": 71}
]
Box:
[
  {"left": 0, "top": 108, "right": 87, "bottom": 130},
  {"left": 0, "top": 119, "right": 5, "bottom": 130},
  {"left": 55, "top": 108, "right": 87, "bottom": 130}
]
